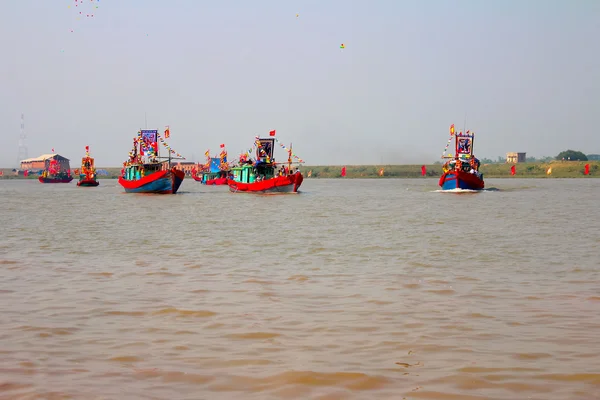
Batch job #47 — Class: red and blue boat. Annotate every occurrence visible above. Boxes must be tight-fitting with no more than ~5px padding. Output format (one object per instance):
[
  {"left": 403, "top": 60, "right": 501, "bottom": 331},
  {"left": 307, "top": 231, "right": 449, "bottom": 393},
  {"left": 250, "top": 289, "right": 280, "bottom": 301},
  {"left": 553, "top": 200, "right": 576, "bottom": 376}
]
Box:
[
  {"left": 439, "top": 124, "right": 484, "bottom": 190},
  {"left": 192, "top": 146, "right": 231, "bottom": 185},
  {"left": 227, "top": 132, "right": 304, "bottom": 194},
  {"left": 118, "top": 129, "right": 186, "bottom": 194},
  {"left": 76, "top": 146, "right": 99, "bottom": 187}
]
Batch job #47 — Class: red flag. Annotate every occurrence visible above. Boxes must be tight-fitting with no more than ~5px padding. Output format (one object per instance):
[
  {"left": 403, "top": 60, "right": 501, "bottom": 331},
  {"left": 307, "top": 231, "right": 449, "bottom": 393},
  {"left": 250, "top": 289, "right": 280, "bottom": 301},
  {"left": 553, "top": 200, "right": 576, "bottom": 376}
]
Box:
[
  {"left": 510, "top": 165, "right": 516, "bottom": 176},
  {"left": 269, "top": 130, "right": 276, "bottom": 136},
  {"left": 24, "top": 170, "right": 29, "bottom": 177},
  {"left": 164, "top": 126, "right": 170, "bottom": 138},
  {"left": 584, "top": 164, "right": 590, "bottom": 175},
  {"left": 421, "top": 165, "right": 427, "bottom": 176},
  {"left": 341, "top": 166, "right": 346, "bottom": 177},
  {"left": 51, "top": 148, "right": 54, "bottom": 153},
  {"left": 220, "top": 143, "right": 225, "bottom": 148}
]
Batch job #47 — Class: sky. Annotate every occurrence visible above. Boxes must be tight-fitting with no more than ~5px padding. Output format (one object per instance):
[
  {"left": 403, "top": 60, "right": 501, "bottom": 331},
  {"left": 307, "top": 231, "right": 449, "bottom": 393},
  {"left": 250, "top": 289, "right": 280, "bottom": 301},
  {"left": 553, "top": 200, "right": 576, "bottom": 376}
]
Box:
[{"left": 1, "top": 0, "right": 599, "bottom": 167}]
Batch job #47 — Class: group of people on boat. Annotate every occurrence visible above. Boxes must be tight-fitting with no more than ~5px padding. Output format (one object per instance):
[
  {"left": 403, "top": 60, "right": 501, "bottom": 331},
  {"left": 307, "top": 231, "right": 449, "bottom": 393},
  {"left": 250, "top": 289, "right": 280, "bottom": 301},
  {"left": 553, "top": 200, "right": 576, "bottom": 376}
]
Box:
[
  {"left": 443, "top": 157, "right": 482, "bottom": 178},
  {"left": 41, "top": 170, "right": 70, "bottom": 179},
  {"left": 276, "top": 166, "right": 300, "bottom": 177}
]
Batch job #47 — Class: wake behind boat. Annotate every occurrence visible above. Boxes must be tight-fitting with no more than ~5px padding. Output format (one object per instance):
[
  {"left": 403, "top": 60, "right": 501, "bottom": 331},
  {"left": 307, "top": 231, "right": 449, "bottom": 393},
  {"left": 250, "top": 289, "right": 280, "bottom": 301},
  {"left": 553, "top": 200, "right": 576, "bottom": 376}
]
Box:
[
  {"left": 439, "top": 124, "right": 484, "bottom": 191},
  {"left": 228, "top": 131, "right": 304, "bottom": 194},
  {"left": 118, "top": 128, "right": 186, "bottom": 194}
]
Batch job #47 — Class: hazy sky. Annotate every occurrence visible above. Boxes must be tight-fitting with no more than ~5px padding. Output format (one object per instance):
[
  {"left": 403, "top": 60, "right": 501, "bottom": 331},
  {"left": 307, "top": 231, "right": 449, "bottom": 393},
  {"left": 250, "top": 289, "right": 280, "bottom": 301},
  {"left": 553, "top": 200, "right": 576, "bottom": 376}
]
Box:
[{"left": 1, "top": 0, "right": 599, "bottom": 167}]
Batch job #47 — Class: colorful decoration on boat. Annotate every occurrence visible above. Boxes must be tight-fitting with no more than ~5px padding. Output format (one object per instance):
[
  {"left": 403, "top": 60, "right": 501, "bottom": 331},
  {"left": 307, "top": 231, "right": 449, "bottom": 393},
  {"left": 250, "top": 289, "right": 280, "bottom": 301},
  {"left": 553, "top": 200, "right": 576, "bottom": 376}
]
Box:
[
  {"left": 77, "top": 145, "right": 99, "bottom": 187},
  {"left": 439, "top": 124, "right": 484, "bottom": 190},
  {"left": 125, "top": 129, "right": 185, "bottom": 167}
]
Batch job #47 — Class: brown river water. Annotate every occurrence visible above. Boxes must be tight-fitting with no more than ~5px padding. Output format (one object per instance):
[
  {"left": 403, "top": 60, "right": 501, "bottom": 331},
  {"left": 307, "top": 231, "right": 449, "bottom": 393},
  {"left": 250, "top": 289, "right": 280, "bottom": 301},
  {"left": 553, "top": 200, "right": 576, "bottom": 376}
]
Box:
[{"left": 1, "top": 178, "right": 599, "bottom": 400}]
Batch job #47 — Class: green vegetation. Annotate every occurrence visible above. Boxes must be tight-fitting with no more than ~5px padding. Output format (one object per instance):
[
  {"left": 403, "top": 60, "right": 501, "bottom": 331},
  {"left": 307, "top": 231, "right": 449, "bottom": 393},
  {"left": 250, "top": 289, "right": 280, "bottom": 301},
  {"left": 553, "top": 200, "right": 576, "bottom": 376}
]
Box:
[
  {"left": 302, "top": 161, "right": 599, "bottom": 178},
  {"left": 556, "top": 150, "right": 588, "bottom": 161}
]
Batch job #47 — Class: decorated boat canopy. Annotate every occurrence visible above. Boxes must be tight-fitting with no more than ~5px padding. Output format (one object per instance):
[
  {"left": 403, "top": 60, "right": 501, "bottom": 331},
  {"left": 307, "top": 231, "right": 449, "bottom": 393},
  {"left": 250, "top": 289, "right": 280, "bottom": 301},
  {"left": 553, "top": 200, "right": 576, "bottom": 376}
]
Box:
[
  {"left": 124, "top": 127, "right": 185, "bottom": 166},
  {"left": 238, "top": 130, "right": 304, "bottom": 166},
  {"left": 200, "top": 144, "right": 229, "bottom": 171},
  {"left": 79, "top": 145, "right": 96, "bottom": 177},
  {"left": 441, "top": 123, "right": 477, "bottom": 161}
]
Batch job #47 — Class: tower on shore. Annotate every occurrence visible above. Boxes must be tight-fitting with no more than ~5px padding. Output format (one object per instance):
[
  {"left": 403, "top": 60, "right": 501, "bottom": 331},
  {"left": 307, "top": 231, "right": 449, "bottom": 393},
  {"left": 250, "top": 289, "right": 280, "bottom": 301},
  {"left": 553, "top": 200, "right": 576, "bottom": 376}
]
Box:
[{"left": 17, "top": 113, "right": 28, "bottom": 167}]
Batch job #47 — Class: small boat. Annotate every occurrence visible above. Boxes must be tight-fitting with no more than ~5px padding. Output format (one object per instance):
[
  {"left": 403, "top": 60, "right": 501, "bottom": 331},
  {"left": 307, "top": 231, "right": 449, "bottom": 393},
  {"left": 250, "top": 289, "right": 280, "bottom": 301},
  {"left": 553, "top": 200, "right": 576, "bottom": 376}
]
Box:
[
  {"left": 38, "top": 155, "right": 73, "bottom": 183},
  {"left": 192, "top": 146, "right": 231, "bottom": 185},
  {"left": 118, "top": 129, "right": 186, "bottom": 194},
  {"left": 227, "top": 133, "right": 304, "bottom": 194},
  {"left": 76, "top": 146, "right": 99, "bottom": 187},
  {"left": 439, "top": 124, "right": 484, "bottom": 190}
]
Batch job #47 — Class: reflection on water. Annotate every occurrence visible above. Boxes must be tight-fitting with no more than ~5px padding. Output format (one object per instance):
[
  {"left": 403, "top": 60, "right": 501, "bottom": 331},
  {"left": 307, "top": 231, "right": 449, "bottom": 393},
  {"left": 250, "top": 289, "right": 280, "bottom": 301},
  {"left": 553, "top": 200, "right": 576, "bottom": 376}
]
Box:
[{"left": 1, "top": 178, "right": 599, "bottom": 399}]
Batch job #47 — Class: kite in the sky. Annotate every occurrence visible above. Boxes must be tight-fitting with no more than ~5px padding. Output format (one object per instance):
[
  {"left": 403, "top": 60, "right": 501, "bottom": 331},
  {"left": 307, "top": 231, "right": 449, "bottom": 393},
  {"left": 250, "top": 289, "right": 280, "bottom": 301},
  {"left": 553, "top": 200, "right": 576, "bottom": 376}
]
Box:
[{"left": 340, "top": 43, "right": 345, "bottom": 49}]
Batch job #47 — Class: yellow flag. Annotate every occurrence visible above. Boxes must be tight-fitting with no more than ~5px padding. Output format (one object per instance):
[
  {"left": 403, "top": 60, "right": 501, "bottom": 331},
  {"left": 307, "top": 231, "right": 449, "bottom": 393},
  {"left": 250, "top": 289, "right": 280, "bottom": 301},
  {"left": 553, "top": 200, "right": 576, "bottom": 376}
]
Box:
[{"left": 547, "top": 167, "right": 552, "bottom": 175}]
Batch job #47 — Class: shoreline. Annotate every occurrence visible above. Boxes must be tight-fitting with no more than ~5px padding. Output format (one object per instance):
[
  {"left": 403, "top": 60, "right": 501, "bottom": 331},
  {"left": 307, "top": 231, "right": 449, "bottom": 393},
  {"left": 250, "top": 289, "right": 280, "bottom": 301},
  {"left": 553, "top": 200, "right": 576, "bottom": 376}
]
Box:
[{"left": 1, "top": 161, "right": 597, "bottom": 179}]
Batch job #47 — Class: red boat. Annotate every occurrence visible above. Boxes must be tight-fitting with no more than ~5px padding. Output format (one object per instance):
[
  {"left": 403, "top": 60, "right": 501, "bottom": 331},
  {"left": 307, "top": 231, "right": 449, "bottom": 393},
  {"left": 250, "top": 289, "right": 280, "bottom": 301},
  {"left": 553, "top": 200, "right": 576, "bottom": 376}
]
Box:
[
  {"left": 228, "top": 133, "right": 304, "bottom": 194},
  {"left": 76, "top": 146, "right": 100, "bottom": 187},
  {"left": 228, "top": 173, "right": 303, "bottom": 193},
  {"left": 439, "top": 124, "right": 485, "bottom": 190},
  {"left": 39, "top": 176, "right": 73, "bottom": 183},
  {"left": 206, "top": 176, "right": 228, "bottom": 185},
  {"left": 39, "top": 155, "right": 73, "bottom": 183},
  {"left": 192, "top": 146, "right": 231, "bottom": 185}
]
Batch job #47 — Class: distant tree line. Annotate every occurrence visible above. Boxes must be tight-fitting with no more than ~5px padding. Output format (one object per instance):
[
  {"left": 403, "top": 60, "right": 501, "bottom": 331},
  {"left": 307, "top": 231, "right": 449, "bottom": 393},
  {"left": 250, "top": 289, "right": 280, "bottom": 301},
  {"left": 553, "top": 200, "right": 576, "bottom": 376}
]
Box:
[{"left": 474, "top": 150, "right": 595, "bottom": 164}]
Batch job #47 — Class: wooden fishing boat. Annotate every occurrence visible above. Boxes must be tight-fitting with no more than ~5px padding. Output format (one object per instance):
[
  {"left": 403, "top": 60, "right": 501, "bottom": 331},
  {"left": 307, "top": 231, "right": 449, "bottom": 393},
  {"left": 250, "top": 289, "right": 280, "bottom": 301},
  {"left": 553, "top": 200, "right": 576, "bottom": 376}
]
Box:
[
  {"left": 118, "top": 129, "right": 186, "bottom": 194},
  {"left": 39, "top": 174, "right": 73, "bottom": 183},
  {"left": 76, "top": 146, "right": 99, "bottom": 187},
  {"left": 439, "top": 124, "right": 484, "bottom": 190},
  {"left": 227, "top": 133, "right": 304, "bottom": 194},
  {"left": 192, "top": 146, "right": 231, "bottom": 185},
  {"left": 38, "top": 155, "right": 73, "bottom": 183}
]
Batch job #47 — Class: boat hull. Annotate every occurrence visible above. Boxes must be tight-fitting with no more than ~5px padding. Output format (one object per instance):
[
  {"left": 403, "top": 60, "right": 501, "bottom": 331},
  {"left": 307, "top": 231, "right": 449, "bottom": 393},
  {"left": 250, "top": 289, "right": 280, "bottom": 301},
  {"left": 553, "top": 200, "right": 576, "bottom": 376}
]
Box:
[
  {"left": 77, "top": 178, "right": 99, "bottom": 187},
  {"left": 228, "top": 173, "right": 303, "bottom": 194},
  {"left": 39, "top": 176, "right": 73, "bottom": 183},
  {"left": 205, "top": 177, "right": 228, "bottom": 185},
  {"left": 439, "top": 170, "right": 484, "bottom": 190},
  {"left": 118, "top": 168, "right": 185, "bottom": 194}
]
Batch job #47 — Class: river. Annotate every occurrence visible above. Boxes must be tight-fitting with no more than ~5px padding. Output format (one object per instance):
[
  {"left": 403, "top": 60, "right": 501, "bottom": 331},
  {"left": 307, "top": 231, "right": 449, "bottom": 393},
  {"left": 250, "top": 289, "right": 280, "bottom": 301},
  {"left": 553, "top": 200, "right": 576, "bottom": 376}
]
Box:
[{"left": 1, "top": 178, "right": 599, "bottom": 399}]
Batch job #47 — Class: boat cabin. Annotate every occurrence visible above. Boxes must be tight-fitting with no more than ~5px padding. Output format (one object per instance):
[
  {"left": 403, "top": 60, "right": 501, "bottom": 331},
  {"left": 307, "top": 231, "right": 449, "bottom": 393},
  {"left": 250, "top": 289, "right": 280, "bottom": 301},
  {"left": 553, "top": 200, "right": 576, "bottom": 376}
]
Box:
[
  {"left": 196, "top": 157, "right": 231, "bottom": 183},
  {"left": 231, "top": 162, "right": 275, "bottom": 184},
  {"left": 124, "top": 162, "right": 162, "bottom": 181}
]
